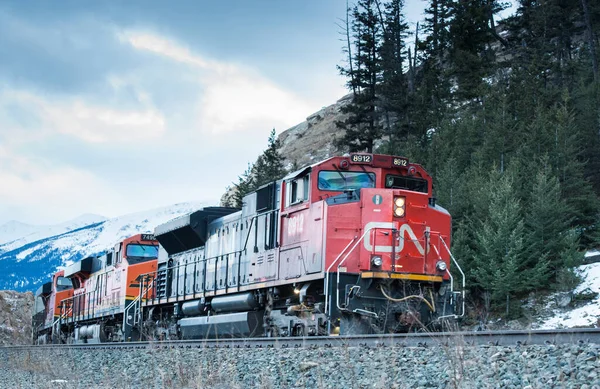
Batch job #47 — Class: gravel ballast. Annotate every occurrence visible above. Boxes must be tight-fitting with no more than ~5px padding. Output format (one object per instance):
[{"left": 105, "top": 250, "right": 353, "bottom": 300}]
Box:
[{"left": 1, "top": 342, "right": 599, "bottom": 388}]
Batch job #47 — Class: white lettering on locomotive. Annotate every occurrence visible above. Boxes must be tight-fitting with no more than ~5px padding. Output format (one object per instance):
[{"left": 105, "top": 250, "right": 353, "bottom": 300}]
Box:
[
  {"left": 363, "top": 222, "right": 427, "bottom": 255},
  {"left": 287, "top": 213, "right": 305, "bottom": 237}
]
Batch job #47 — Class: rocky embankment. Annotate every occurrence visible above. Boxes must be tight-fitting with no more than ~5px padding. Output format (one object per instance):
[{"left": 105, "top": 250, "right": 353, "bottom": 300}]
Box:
[
  {"left": 277, "top": 94, "right": 351, "bottom": 169},
  {"left": 1, "top": 342, "right": 599, "bottom": 388},
  {"left": 0, "top": 290, "right": 33, "bottom": 345}
]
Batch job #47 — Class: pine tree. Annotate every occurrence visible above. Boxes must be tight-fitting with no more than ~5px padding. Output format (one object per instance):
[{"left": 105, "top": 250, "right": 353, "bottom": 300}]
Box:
[
  {"left": 523, "top": 156, "right": 568, "bottom": 284},
  {"left": 233, "top": 163, "right": 255, "bottom": 209},
  {"left": 379, "top": 0, "right": 410, "bottom": 143},
  {"left": 470, "top": 167, "right": 531, "bottom": 314},
  {"left": 230, "top": 129, "right": 287, "bottom": 208},
  {"left": 336, "top": 0, "right": 384, "bottom": 153},
  {"left": 448, "top": 0, "right": 498, "bottom": 101},
  {"left": 550, "top": 98, "right": 600, "bottom": 247},
  {"left": 418, "top": 0, "right": 453, "bottom": 117},
  {"left": 253, "top": 128, "right": 287, "bottom": 188}
]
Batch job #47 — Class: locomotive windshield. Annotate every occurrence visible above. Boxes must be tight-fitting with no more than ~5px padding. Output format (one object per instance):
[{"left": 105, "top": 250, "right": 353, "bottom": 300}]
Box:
[
  {"left": 385, "top": 174, "right": 428, "bottom": 193},
  {"left": 56, "top": 276, "right": 72, "bottom": 291},
  {"left": 126, "top": 244, "right": 159, "bottom": 259},
  {"left": 318, "top": 171, "right": 375, "bottom": 191}
]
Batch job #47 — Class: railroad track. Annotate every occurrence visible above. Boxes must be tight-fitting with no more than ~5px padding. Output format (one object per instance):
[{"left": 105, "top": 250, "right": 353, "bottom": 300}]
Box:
[{"left": 3, "top": 329, "right": 600, "bottom": 351}]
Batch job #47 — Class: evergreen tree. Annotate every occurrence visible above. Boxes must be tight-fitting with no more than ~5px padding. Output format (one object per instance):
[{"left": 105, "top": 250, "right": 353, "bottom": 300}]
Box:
[
  {"left": 231, "top": 129, "right": 287, "bottom": 208},
  {"left": 447, "top": 0, "right": 500, "bottom": 101},
  {"left": 418, "top": 0, "right": 453, "bottom": 119},
  {"left": 550, "top": 98, "right": 600, "bottom": 247},
  {"left": 469, "top": 167, "right": 533, "bottom": 314},
  {"left": 523, "top": 156, "right": 569, "bottom": 284},
  {"left": 379, "top": 0, "right": 410, "bottom": 142},
  {"left": 253, "top": 128, "right": 287, "bottom": 188},
  {"left": 233, "top": 163, "right": 255, "bottom": 209},
  {"left": 336, "top": 0, "right": 384, "bottom": 153}
]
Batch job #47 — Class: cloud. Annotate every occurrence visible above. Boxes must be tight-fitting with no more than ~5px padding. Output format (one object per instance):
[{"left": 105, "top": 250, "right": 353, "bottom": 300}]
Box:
[
  {"left": 0, "top": 145, "right": 122, "bottom": 223},
  {"left": 120, "top": 31, "right": 313, "bottom": 133},
  {"left": 0, "top": 88, "right": 165, "bottom": 144},
  {"left": 0, "top": 19, "right": 323, "bottom": 225}
]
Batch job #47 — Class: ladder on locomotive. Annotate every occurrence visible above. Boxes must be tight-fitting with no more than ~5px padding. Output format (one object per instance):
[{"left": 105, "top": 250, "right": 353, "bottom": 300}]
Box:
[
  {"left": 123, "top": 275, "right": 155, "bottom": 341},
  {"left": 51, "top": 300, "right": 73, "bottom": 343}
]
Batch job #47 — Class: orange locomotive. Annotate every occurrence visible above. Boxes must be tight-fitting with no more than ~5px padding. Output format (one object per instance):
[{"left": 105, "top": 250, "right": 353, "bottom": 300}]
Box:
[{"left": 33, "top": 234, "right": 158, "bottom": 343}]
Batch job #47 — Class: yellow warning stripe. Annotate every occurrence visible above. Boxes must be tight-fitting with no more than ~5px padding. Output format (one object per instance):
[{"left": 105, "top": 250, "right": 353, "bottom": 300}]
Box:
[{"left": 361, "top": 272, "right": 443, "bottom": 282}]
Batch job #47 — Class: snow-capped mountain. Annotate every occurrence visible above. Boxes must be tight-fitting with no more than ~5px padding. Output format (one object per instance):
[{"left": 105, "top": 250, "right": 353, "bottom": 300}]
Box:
[
  {"left": 0, "top": 214, "right": 108, "bottom": 253},
  {"left": 0, "top": 202, "right": 204, "bottom": 292}
]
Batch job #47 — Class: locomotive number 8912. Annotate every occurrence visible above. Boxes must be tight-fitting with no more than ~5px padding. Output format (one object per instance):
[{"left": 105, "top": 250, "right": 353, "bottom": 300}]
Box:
[{"left": 33, "top": 153, "right": 465, "bottom": 343}]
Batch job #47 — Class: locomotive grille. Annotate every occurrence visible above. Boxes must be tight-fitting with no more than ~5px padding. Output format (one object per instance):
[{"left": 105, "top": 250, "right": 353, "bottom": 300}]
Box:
[{"left": 155, "top": 267, "right": 168, "bottom": 299}]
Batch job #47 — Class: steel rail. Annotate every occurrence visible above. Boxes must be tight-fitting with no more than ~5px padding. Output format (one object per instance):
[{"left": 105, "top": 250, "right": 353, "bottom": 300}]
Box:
[{"left": 4, "top": 329, "right": 600, "bottom": 352}]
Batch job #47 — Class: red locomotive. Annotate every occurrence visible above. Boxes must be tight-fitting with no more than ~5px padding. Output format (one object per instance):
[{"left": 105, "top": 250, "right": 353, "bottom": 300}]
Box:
[{"left": 33, "top": 153, "right": 464, "bottom": 342}]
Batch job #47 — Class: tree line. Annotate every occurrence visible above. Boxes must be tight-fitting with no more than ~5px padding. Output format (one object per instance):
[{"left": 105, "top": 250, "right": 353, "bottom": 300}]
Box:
[
  {"left": 337, "top": 0, "right": 600, "bottom": 318},
  {"left": 221, "top": 128, "right": 287, "bottom": 209}
]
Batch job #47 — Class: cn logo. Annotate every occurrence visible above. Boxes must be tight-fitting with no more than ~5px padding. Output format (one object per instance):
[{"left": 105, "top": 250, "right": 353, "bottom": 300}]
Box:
[
  {"left": 363, "top": 222, "right": 427, "bottom": 255},
  {"left": 287, "top": 214, "right": 305, "bottom": 237}
]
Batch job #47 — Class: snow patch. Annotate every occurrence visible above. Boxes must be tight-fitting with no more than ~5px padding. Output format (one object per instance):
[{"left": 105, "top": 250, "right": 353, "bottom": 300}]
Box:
[
  {"left": 538, "top": 262, "right": 600, "bottom": 329},
  {"left": 15, "top": 246, "right": 37, "bottom": 260},
  {"left": 0, "top": 214, "right": 107, "bottom": 251},
  {"left": 585, "top": 249, "right": 600, "bottom": 258}
]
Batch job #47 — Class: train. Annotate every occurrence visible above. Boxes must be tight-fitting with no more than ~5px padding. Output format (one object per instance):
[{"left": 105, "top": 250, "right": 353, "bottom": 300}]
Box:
[{"left": 32, "top": 153, "right": 464, "bottom": 343}]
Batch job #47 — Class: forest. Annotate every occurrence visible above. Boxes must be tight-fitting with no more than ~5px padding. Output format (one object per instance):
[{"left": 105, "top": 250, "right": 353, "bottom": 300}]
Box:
[{"left": 227, "top": 0, "right": 600, "bottom": 321}]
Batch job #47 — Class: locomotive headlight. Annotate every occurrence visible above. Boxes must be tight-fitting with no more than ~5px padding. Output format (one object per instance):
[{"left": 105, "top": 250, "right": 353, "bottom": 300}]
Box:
[
  {"left": 394, "top": 197, "right": 405, "bottom": 207},
  {"left": 394, "top": 207, "right": 405, "bottom": 217},
  {"left": 436, "top": 261, "right": 447, "bottom": 272},
  {"left": 393, "top": 196, "right": 406, "bottom": 218},
  {"left": 371, "top": 255, "right": 383, "bottom": 267}
]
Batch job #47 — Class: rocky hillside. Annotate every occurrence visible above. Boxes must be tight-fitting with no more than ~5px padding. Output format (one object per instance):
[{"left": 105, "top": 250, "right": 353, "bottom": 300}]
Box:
[
  {"left": 277, "top": 94, "right": 351, "bottom": 169},
  {"left": 0, "top": 290, "right": 33, "bottom": 345}
]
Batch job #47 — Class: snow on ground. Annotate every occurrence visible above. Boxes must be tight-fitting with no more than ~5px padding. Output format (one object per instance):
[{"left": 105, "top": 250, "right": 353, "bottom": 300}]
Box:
[
  {"left": 15, "top": 247, "right": 36, "bottom": 261},
  {"left": 538, "top": 262, "right": 600, "bottom": 329},
  {"left": 585, "top": 249, "right": 600, "bottom": 259}
]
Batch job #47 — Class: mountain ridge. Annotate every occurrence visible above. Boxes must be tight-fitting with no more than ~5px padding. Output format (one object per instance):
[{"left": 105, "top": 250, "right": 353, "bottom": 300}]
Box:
[
  {"left": 0, "top": 213, "right": 108, "bottom": 253},
  {"left": 0, "top": 202, "right": 203, "bottom": 292}
]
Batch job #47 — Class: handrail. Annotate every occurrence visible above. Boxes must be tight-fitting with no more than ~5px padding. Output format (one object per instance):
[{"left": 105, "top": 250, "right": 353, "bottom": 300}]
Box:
[
  {"left": 323, "top": 237, "right": 357, "bottom": 322},
  {"left": 60, "top": 288, "right": 100, "bottom": 321},
  {"left": 121, "top": 275, "right": 156, "bottom": 341},
  {"left": 335, "top": 227, "right": 375, "bottom": 311},
  {"left": 438, "top": 235, "right": 466, "bottom": 318},
  {"left": 125, "top": 275, "right": 155, "bottom": 328},
  {"left": 140, "top": 248, "right": 247, "bottom": 302}
]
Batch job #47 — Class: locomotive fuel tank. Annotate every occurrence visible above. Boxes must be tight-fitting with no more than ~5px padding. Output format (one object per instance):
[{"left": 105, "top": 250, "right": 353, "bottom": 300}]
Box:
[
  {"left": 178, "top": 311, "right": 263, "bottom": 339},
  {"left": 210, "top": 292, "right": 258, "bottom": 313},
  {"left": 181, "top": 298, "right": 206, "bottom": 316}
]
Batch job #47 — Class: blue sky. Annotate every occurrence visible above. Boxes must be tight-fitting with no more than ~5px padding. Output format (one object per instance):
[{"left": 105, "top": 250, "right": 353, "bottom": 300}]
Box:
[{"left": 0, "top": 1, "right": 513, "bottom": 225}]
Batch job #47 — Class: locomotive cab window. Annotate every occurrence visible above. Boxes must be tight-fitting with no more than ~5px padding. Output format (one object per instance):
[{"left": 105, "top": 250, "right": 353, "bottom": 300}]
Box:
[
  {"left": 287, "top": 175, "right": 310, "bottom": 206},
  {"left": 317, "top": 171, "right": 376, "bottom": 191},
  {"left": 385, "top": 175, "right": 428, "bottom": 193},
  {"left": 55, "top": 276, "right": 72, "bottom": 291},
  {"left": 125, "top": 244, "right": 159, "bottom": 264}
]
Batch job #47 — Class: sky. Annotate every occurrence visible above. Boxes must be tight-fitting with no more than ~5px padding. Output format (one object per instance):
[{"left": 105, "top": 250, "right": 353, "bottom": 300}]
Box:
[{"left": 0, "top": 1, "right": 513, "bottom": 226}]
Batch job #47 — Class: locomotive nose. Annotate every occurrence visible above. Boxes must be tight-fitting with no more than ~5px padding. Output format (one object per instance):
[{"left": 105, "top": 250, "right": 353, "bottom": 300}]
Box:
[{"left": 360, "top": 188, "right": 432, "bottom": 274}]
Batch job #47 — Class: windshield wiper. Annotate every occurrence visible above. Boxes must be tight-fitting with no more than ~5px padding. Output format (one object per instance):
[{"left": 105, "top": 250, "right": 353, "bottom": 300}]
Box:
[
  {"left": 358, "top": 165, "right": 375, "bottom": 184},
  {"left": 332, "top": 164, "right": 347, "bottom": 185},
  {"left": 135, "top": 241, "right": 146, "bottom": 252}
]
